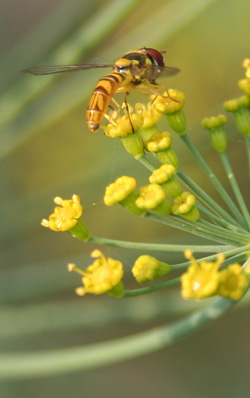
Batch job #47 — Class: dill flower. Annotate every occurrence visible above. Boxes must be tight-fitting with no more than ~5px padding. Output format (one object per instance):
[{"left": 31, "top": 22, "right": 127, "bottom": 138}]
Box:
[
  {"left": 132, "top": 255, "right": 171, "bottom": 283},
  {"left": 218, "top": 264, "right": 249, "bottom": 300},
  {"left": 144, "top": 131, "right": 178, "bottom": 167},
  {"left": 104, "top": 113, "right": 144, "bottom": 158},
  {"left": 41, "top": 195, "right": 90, "bottom": 240},
  {"left": 135, "top": 101, "right": 162, "bottom": 140},
  {"left": 201, "top": 114, "right": 228, "bottom": 153},
  {"left": 149, "top": 164, "right": 182, "bottom": 197},
  {"left": 103, "top": 176, "right": 145, "bottom": 215},
  {"left": 153, "top": 89, "right": 186, "bottom": 135},
  {"left": 224, "top": 95, "right": 250, "bottom": 137},
  {"left": 68, "top": 250, "right": 124, "bottom": 297},
  {"left": 172, "top": 192, "right": 199, "bottom": 221},
  {"left": 135, "top": 184, "right": 172, "bottom": 215},
  {"left": 181, "top": 251, "right": 224, "bottom": 300},
  {"left": 238, "top": 58, "right": 250, "bottom": 94}
]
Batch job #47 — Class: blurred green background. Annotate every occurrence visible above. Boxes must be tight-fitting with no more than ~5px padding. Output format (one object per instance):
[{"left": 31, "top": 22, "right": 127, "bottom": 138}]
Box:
[{"left": 0, "top": 0, "right": 250, "bottom": 396}]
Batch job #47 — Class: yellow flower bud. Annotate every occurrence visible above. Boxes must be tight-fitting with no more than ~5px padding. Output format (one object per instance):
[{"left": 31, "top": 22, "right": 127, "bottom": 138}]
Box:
[
  {"left": 136, "top": 184, "right": 172, "bottom": 214},
  {"left": 149, "top": 165, "right": 182, "bottom": 197},
  {"left": 201, "top": 115, "right": 228, "bottom": 153},
  {"left": 224, "top": 95, "right": 250, "bottom": 137},
  {"left": 144, "top": 131, "right": 179, "bottom": 167},
  {"left": 172, "top": 192, "right": 199, "bottom": 221},
  {"left": 153, "top": 89, "right": 185, "bottom": 115},
  {"left": 218, "top": 264, "right": 248, "bottom": 300},
  {"left": 132, "top": 255, "right": 171, "bottom": 283},
  {"left": 104, "top": 176, "right": 145, "bottom": 215}
]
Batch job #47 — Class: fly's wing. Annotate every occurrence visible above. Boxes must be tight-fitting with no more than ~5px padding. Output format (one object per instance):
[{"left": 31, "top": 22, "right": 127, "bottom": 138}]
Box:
[
  {"left": 22, "top": 64, "right": 114, "bottom": 75},
  {"left": 143, "top": 65, "right": 180, "bottom": 81}
]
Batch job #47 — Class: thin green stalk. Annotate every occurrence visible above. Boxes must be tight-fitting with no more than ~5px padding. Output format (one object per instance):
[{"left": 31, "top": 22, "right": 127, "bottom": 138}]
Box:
[
  {"left": 196, "top": 203, "right": 246, "bottom": 233},
  {"left": 194, "top": 218, "right": 250, "bottom": 244},
  {"left": 124, "top": 277, "right": 181, "bottom": 297},
  {"left": 180, "top": 134, "right": 248, "bottom": 228},
  {"left": 137, "top": 155, "right": 156, "bottom": 171},
  {"left": 219, "top": 151, "right": 250, "bottom": 230},
  {"left": 0, "top": 294, "right": 238, "bottom": 380},
  {"left": 146, "top": 212, "right": 244, "bottom": 246},
  {"left": 177, "top": 169, "right": 246, "bottom": 230},
  {"left": 89, "top": 235, "right": 231, "bottom": 253}
]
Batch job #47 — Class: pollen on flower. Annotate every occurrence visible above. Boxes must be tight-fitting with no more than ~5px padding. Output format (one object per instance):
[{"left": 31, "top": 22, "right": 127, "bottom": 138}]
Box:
[
  {"left": 144, "top": 131, "right": 172, "bottom": 152},
  {"left": 153, "top": 89, "right": 185, "bottom": 114},
  {"left": 181, "top": 253, "right": 225, "bottom": 300},
  {"left": 69, "top": 250, "right": 124, "bottom": 296},
  {"left": 135, "top": 101, "right": 162, "bottom": 129},
  {"left": 218, "top": 264, "right": 249, "bottom": 300},
  {"left": 104, "top": 176, "right": 136, "bottom": 206},
  {"left": 135, "top": 184, "right": 166, "bottom": 210},
  {"left": 149, "top": 164, "right": 176, "bottom": 184},
  {"left": 172, "top": 192, "right": 199, "bottom": 221},
  {"left": 104, "top": 113, "right": 144, "bottom": 137},
  {"left": 41, "top": 194, "right": 83, "bottom": 231}
]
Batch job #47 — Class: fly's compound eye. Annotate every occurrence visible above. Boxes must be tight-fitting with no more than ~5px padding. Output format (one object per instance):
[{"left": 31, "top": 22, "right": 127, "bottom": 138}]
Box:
[{"left": 142, "top": 48, "right": 165, "bottom": 68}]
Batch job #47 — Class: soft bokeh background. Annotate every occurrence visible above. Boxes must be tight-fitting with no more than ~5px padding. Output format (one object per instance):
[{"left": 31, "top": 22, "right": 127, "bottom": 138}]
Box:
[{"left": 0, "top": 0, "right": 250, "bottom": 396}]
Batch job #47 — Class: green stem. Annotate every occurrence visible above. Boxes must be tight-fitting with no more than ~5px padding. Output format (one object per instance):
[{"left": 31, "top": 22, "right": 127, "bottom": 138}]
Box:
[
  {"left": 197, "top": 203, "right": 246, "bottom": 233},
  {"left": 137, "top": 155, "right": 156, "bottom": 171},
  {"left": 89, "top": 235, "right": 231, "bottom": 253},
  {"left": 177, "top": 169, "right": 246, "bottom": 230},
  {"left": 219, "top": 151, "right": 250, "bottom": 230},
  {"left": 146, "top": 212, "right": 245, "bottom": 246},
  {"left": 194, "top": 218, "right": 250, "bottom": 244},
  {"left": 180, "top": 134, "right": 248, "bottom": 228},
  {"left": 0, "top": 295, "right": 238, "bottom": 380},
  {"left": 124, "top": 277, "right": 181, "bottom": 297}
]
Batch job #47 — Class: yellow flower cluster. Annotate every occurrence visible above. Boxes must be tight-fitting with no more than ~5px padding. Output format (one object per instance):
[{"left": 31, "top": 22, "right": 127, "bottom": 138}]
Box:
[{"left": 181, "top": 251, "right": 248, "bottom": 301}]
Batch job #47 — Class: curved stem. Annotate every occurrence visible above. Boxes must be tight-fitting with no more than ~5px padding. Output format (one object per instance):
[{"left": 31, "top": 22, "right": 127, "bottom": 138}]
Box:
[{"left": 0, "top": 295, "right": 239, "bottom": 380}]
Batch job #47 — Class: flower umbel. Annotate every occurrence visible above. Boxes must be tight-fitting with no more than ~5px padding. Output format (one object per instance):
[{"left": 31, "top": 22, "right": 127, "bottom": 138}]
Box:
[
  {"left": 41, "top": 195, "right": 82, "bottom": 231},
  {"left": 68, "top": 250, "right": 124, "bottom": 297}
]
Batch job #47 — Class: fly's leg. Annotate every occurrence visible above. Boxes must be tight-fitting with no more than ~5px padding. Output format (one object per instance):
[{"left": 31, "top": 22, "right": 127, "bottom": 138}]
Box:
[
  {"left": 103, "top": 97, "right": 121, "bottom": 126},
  {"left": 123, "top": 91, "right": 135, "bottom": 133}
]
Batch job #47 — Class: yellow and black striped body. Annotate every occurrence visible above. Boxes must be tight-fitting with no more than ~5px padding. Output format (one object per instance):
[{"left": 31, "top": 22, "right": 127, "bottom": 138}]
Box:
[{"left": 86, "top": 70, "right": 132, "bottom": 132}]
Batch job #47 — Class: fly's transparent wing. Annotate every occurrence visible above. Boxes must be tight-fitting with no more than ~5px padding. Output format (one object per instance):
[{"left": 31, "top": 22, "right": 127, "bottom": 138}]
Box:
[
  {"left": 143, "top": 65, "right": 180, "bottom": 81},
  {"left": 22, "top": 64, "right": 114, "bottom": 75}
]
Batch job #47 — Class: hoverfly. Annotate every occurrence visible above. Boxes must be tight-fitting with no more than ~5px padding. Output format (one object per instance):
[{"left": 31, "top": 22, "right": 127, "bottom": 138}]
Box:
[{"left": 23, "top": 48, "right": 180, "bottom": 131}]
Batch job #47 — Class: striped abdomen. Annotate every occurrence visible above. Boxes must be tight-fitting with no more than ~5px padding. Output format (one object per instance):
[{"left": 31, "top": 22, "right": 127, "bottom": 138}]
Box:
[{"left": 86, "top": 72, "right": 125, "bottom": 131}]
